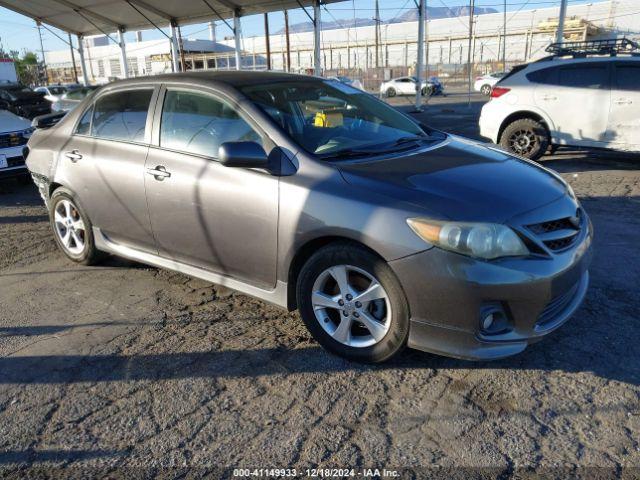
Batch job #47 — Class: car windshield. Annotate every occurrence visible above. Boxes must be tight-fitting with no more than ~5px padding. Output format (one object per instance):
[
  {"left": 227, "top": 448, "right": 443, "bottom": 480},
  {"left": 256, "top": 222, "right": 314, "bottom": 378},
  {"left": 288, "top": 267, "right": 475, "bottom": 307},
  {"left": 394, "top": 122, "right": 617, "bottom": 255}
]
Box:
[
  {"left": 241, "top": 80, "right": 430, "bottom": 159},
  {"left": 49, "top": 86, "right": 67, "bottom": 95}
]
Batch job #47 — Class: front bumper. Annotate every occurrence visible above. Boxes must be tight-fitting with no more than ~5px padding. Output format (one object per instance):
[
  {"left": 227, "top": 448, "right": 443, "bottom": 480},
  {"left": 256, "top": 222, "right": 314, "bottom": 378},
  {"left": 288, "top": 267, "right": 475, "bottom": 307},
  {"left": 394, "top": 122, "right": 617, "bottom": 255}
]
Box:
[
  {"left": 389, "top": 215, "right": 593, "bottom": 360},
  {"left": 15, "top": 104, "right": 51, "bottom": 119},
  {"left": 0, "top": 145, "right": 27, "bottom": 179}
]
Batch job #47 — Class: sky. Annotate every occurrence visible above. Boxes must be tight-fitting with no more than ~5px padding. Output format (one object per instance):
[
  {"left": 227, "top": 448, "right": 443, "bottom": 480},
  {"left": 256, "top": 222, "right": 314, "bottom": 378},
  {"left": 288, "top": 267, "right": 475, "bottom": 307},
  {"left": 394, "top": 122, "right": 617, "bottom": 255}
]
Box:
[{"left": 0, "top": 0, "right": 598, "bottom": 59}]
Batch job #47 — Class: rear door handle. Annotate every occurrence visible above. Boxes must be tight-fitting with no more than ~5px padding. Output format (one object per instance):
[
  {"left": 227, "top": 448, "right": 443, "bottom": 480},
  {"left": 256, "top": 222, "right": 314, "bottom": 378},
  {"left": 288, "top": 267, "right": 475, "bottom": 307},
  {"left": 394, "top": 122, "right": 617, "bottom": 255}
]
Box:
[
  {"left": 542, "top": 95, "right": 557, "bottom": 101},
  {"left": 64, "top": 149, "right": 83, "bottom": 162},
  {"left": 147, "top": 165, "right": 171, "bottom": 181},
  {"left": 614, "top": 98, "right": 632, "bottom": 105}
]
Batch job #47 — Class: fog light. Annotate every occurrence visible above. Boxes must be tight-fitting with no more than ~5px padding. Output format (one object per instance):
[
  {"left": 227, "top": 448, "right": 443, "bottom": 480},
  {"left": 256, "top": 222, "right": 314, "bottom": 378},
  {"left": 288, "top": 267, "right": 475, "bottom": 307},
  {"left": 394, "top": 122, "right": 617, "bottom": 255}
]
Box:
[
  {"left": 482, "top": 313, "right": 494, "bottom": 330},
  {"left": 479, "top": 304, "right": 512, "bottom": 335}
]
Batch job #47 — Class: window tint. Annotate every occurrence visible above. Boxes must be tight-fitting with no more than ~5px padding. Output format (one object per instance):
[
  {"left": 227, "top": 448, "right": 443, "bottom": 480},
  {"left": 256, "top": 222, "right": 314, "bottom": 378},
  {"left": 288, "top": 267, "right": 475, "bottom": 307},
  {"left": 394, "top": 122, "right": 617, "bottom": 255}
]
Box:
[
  {"left": 615, "top": 65, "right": 640, "bottom": 91},
  {"left": 526, "top": 67, "right": 558, "bottom": 85},
  {"left": 92, "top": 89, "right": 153, "bottom": 142},
  {"left": 160, "top": 90, "right": 262, "bottom": 157},
  {"left": 75, "top": 106, "right": 93, "bottom": 135},
  {"left": 558, "top": 65, "right": 608, "bottom": 88}
]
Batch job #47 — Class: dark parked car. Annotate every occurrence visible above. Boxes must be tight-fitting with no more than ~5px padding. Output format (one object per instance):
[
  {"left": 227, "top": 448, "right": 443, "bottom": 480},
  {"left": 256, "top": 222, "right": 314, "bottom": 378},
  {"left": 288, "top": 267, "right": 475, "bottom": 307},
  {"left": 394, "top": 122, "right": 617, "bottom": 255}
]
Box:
[
  {"left": 0, "top": 83, "right": 51, "bottom": 119},
  {"left": 25, "top": 72, "right": 592, "bottom": 363}
]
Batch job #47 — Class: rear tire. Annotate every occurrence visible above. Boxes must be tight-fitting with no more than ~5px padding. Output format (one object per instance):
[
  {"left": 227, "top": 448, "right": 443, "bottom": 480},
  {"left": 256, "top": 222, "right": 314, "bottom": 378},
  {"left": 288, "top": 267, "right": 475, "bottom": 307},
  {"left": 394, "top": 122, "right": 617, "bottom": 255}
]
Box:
[
  {"left": 49, "top": 188, "right": 103, "bottom": 265},
  {"left": 296, "top": 243, "right": 409, "bottom": 363},
  {"left": 386, "top": 87, "right": 396, "bottom": 98},
  {"left": 499, "top": 118, "right": 549, "bottom": 160}
]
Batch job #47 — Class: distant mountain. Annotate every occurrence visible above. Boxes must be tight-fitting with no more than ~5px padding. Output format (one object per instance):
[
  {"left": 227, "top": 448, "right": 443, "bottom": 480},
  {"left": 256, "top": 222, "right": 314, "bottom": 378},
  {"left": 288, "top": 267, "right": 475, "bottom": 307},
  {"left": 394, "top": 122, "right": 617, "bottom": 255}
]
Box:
[{"left": 274, "top": 5, "right": 498, "bottom": 34}]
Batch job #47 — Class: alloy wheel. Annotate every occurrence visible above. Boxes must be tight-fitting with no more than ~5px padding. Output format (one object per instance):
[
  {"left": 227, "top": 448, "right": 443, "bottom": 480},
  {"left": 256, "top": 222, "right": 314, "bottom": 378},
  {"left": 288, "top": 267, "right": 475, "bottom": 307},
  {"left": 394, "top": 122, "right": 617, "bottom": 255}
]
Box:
[
  {"left": 53, "top": 199, "right": 86, "bottom": 256},
  {"left": 508, "top": 128, "right": 538, "bottom": 156},
  {"left": 311, "top": 264, "right": 391, "bottom": 348}
]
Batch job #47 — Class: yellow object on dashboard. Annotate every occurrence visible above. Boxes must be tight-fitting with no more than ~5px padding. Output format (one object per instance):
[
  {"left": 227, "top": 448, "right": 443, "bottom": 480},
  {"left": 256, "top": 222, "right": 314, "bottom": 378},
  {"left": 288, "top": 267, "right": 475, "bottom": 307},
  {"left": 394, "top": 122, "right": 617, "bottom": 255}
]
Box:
[{"left": 314, "top": 111, "right": 343, "bottom": 128}]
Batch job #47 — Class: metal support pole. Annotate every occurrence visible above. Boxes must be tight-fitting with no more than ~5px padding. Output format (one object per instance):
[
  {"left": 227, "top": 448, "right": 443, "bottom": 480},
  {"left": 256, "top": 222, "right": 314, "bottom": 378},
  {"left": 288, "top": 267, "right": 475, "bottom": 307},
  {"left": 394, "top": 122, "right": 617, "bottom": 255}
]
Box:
[
  {"left": 264, "top": 13, "right": 271, "bottom": 70},
  {"left": 374, "top": 0, "right": 380, "bottom": 69},
  {"left": 36, "top": 22, "right": 48, "bottom": 84},
  {"left": 313, "top": 0, "right": 321, "bottom": 76},
  {"left": 68, "top": 33, "right": 78, "bottom": 83},
  {"left": 169, "top": 21, "right": 180, "bottom": 72},
  {"left": 502, "top": 0, "right": 506, "bottom": 69},
  {"left": 467, "top": 0, "right": 475, "bottom": 107},
  {"left": 555, "top": 0, "right": 568, "bottom": 44},
  {"left": 414, "top": 0, "right": 425, "bottom": 111},
  {"left": 425, "top": 7, "right": 429, "bottom": 78},
  {"left": 233, "top": 11, "right": 242, "bottom": 70},
  {"left": 208, "top": 21, "right": 216, "bottom": 42},
  {"left": 284, "top": 10, "right": 291, "bottom": 72},
  {"left": 118, "top": 28, "right": 129, "bottom": 78},
  {"left": 77, "top": 35, "right": 89, "bottom": 85}
]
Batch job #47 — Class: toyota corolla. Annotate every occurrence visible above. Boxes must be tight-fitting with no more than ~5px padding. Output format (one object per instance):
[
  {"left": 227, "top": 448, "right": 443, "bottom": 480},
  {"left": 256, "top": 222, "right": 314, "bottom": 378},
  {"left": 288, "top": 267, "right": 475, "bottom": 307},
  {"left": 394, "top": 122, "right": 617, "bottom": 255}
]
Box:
[{"left": 25, "top": 71, "right": 592, "bottom": 363}]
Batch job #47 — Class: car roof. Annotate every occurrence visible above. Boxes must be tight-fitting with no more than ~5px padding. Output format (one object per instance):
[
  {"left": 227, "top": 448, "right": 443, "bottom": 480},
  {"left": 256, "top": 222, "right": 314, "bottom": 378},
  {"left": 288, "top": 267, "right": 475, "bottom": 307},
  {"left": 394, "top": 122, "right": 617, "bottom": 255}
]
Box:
[{"left": 103, "top": 70, "right": 319, "bottom": 90}]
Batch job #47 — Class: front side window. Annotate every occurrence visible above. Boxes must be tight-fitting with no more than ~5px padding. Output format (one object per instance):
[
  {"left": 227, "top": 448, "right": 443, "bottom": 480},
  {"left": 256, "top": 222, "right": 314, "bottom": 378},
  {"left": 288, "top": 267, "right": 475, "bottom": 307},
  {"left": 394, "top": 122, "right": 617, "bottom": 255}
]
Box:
[
  {"left": 160, "top": 90, "right": 262, "bottom": 158},
  {"left": 76, "top": 106, "right": 93, "bottom": 135},
  {"left": 241, "top": 80, "right": 431, "bottom": 159},
  {"left": 91, "top": 89, "right": 153, "bottom": 142}
]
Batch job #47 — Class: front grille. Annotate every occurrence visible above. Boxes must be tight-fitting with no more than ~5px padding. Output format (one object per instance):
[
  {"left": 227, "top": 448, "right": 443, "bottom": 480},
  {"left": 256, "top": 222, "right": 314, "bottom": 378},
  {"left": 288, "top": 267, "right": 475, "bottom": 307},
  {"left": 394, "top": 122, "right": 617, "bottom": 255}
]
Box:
[
  {"left": 537, "top": 281, "right": 580, "bottom": 328},
  {"left": 527, "top": 209, "right": 582, "bottom": 252},
  {"left": 0, "top": 133, "right": 28, "bottom": 149}
]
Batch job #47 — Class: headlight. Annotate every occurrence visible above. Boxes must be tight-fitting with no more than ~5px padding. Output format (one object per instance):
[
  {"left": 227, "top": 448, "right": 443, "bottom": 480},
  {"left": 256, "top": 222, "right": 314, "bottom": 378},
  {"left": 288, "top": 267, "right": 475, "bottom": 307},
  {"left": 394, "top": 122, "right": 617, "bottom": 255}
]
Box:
[{"left": 407, "top": 218, "right": 529, "bottom": 259}]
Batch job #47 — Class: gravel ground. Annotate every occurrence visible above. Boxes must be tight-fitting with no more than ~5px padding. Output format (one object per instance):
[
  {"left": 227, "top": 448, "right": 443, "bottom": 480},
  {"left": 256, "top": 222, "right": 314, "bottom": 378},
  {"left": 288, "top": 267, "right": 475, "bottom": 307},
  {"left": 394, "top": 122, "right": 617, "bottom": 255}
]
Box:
[{"left": 0, "top": 94, "right": 639, "bottom": 478}]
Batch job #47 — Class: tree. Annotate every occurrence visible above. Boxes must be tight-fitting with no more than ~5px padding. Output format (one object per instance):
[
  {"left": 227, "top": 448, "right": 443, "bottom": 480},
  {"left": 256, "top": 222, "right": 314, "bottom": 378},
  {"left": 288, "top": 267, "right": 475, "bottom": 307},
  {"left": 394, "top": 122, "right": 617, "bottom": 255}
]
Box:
[{"left": 10, "top": 51, "right": 42, "bottom": 85}]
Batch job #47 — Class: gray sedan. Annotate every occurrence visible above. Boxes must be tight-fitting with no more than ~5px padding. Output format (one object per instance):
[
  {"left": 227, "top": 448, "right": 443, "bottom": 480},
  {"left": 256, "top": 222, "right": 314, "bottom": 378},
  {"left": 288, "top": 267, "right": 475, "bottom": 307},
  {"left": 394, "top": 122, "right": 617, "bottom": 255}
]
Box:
[{"left": 25, "top": 71, "right": 592, "bottom": 363}]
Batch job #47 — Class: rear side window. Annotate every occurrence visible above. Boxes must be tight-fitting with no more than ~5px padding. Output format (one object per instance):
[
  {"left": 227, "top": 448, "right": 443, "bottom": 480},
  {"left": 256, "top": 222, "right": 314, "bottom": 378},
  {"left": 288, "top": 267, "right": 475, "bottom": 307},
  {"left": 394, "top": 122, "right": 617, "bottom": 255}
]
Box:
[
  {"left": 527, "top": 64, "right": 608, "bottom": 89},
  {"left": 76, "top": 106, "right": 93, "bottom": 135},
  {"left": 160, "top": 90, "right": 262, "bottom": 158},
  {"left": 526, "top": 66, "right": 559, "bottom": 85},
  {"left": 614, "top": 64, "right": 640, "bottom": 91},
  {"left": 92, "top": 89, "right": 153, "bottom": 142},
  {"left": 558, "top": 65, "right": 608, "bottom": 89}
]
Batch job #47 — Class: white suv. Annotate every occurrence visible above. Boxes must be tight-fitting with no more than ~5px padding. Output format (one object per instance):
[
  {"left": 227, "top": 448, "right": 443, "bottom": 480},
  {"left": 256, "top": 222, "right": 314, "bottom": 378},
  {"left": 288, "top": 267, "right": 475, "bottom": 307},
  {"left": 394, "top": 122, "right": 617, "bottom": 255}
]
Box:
[{"left": 479, "top": 39, "right": 640, "bottom": 160}]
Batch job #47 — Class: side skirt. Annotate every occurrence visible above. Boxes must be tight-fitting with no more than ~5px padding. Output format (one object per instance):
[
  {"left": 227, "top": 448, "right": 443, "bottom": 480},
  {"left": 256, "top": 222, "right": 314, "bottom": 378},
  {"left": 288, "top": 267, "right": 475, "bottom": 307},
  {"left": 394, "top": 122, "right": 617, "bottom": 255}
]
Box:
[{"left": 93, "top": 227, "right": 289, "bottom": 309}]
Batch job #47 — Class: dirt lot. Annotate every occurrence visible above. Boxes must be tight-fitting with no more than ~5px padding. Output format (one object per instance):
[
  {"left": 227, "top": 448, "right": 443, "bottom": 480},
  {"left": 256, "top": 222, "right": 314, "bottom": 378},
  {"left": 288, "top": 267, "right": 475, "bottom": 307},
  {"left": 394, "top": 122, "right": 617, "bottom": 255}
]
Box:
[{"left": 1, "top": 94, "right": 639, "bottom": 478}]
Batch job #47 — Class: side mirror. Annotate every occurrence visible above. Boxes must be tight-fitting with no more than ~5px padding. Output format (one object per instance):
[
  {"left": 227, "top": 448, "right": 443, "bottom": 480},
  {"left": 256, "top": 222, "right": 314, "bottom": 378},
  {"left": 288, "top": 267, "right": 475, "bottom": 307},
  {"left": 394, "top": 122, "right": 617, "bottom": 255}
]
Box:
[
  {"left": 218, "top": 141, "right": 268, "bottom": 168},
  {"left": 32, "top": 112, "right": 66, "bottom": 129}
]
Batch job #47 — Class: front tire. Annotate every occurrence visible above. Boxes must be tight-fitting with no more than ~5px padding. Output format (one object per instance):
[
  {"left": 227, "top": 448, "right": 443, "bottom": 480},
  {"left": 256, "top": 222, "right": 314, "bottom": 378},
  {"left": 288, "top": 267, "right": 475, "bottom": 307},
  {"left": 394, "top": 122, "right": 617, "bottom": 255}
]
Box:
[
  {"left": 49, "top": 188, "right": 103, "bottom": 265},
  {"left": 386, "top": 87, "right": 396, "bottom": 98},
  {"left": 499, "top": 118, "right": 549, "bottom": 160},
  {"left": 480, "top": 84, "right": 492, "bottom": 96},
  {"left": 296, "top": 243, "right": 409, "bottom": 363}
]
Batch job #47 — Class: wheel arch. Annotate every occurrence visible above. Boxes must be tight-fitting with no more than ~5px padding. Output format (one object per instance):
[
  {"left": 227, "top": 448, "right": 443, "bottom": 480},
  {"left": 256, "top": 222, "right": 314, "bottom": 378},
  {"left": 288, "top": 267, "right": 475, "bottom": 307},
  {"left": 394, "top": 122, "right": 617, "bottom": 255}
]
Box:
[
  {"left": 286, "top": 235, "right": 384, "bottom": 311},
  {"left": 497, "top": 110, "right": 552, "bottom": 144}
]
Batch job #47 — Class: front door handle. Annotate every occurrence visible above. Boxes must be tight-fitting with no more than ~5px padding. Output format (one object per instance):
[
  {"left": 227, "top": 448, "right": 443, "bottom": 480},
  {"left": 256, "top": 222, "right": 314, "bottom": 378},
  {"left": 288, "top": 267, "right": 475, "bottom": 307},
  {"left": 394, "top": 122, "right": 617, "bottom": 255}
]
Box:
[
  {"left": 64, "top": 149, "right": 83, "bottom": 162},
  {"left": 542, "top": 95, "right": 557, "bottom": 101},
  {"left": 147, "top": 165, "right": 171, "bottom": 181},
  {"left": 614, "top": 98, "right": 632, "bottom": 105}
]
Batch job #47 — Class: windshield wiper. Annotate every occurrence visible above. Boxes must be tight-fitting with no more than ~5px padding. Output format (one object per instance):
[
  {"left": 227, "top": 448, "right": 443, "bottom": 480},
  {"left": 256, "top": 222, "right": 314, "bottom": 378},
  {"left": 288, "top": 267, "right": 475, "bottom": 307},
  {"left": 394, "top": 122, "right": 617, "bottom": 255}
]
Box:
[
  {"left": 393, "top": 135, "right": 429, "bottom": 146},
  {"left": 319, "top": 148, "right": 378, "bottom": 161}
]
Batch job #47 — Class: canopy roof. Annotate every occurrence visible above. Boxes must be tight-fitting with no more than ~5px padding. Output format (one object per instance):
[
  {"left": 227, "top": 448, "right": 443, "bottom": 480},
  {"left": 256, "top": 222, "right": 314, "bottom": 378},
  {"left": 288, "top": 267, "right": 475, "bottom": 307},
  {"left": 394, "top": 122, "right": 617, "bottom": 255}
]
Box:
[{"left": 0, "top": 0, "right": 342, "bottom": 36}]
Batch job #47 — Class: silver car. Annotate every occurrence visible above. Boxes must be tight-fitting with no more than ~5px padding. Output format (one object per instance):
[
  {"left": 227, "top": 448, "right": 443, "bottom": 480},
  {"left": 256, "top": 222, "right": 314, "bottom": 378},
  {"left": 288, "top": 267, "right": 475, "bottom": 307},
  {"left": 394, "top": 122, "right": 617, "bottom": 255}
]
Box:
[{"left": 25, "top": 72, "right": 592, "bottom": 363}]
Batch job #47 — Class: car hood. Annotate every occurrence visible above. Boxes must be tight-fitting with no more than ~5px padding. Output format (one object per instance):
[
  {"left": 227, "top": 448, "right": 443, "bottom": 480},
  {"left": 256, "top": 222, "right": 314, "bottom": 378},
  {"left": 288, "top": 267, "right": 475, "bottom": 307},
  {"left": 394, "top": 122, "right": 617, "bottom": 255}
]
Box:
[
  {"left": 0, "top": 109, "right": 31, "bottom": 132},
  {"left": 337, "top": 136, "right": 568, "bottom": 223}
]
